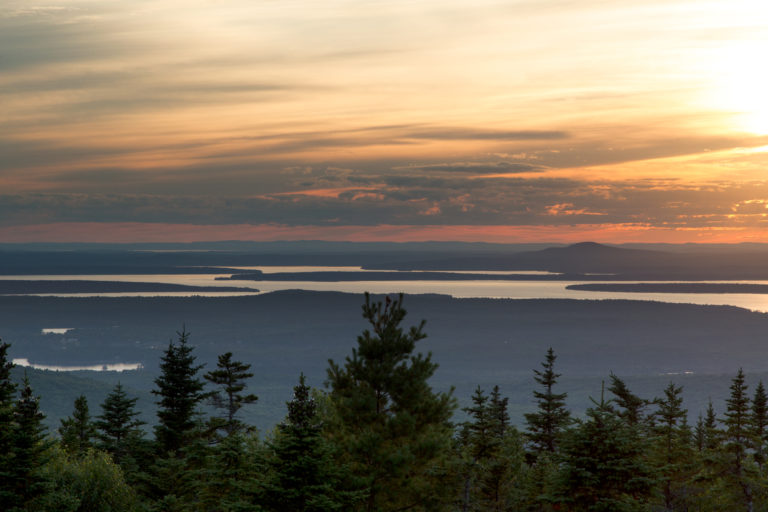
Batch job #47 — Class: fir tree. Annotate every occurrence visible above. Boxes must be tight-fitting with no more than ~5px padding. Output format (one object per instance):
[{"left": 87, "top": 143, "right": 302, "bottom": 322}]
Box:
[
  {"left": 556, "top": 389, "right": 653, "bottom": 510},
  {"left": 264, "top": 373, "right": 360, "bottom": 511},
  {"left": 459, "top": 385, "right": 523, "bottom": 512},
  {"left": 704, "top": 400, "right": 720, "bottom": 452},
  {"left": 152, "top": 327, "right": 208, "bottom": 455},
  {"left": 0, "top": 341, "right": 18, "bottom": 507},
  {"left": 95, "top": 383, "right": 145, "bottom": 466},
  {"left": 524, "top": 347, "right": 570, "bottom": 456},
  {"left": 9, "top": 374, "right": 49, "bottom": 511},
  {"left": 326, "top": 293, "right": 456, "bottom": 512},
  {"left": 651, "top": 382, "right": 694, "bottom": 511},
  {"left": 488, "top": 385, "right": 510, "bottom": 438},
  {"left": 721, "top": 368, "right": 756, "bottom": 511},
  {"left": 751, "top": 381, "right": 768, "bottom": 472},
  {"left": 204, "top": 351, "right": 258, "bottom": 437},
  {"left": 59, "top": 394, "right": 96, "bottom": 456},
  {"left": 608, "top": 373, "right": 649, "bottom": 426}
]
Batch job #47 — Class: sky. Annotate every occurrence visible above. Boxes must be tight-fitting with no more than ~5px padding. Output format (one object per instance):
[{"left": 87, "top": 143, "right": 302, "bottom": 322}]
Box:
[{"left": 3, "top": 0, "right": 768, "bottom": 243}]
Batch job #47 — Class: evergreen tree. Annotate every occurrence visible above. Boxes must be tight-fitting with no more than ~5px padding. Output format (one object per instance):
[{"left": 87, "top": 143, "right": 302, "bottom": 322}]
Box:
[
  {"left": 650, "top": 382, "right": 695, "bottom": 511},
  {"left": 0, "top": 341, "right": 18, "bottom": 508},
  {"left": 458, "top": 385, "right": 524, "bottom": 512},
  {"left": 9, "top": 374, "right": 50, "bottom": 511},
  {"left": 524, "top": 347, "right": 570, "bottom": 456},
  {"left": 326, "top": 293, "right": 456, "bottom": 512},
  {"left": 694, "top": 414, "right": 706, "bottom": 452},
  {"left": 152, "top": 327, "right": 208, "bottom": 455},
  {"left": 264, "top": 374, "right": 360, "bottom": 511},
  {"left": 721, "top": 368, "right": 756, "bottom": 511},
  {"left": 488, "top": 385, "right": 510, "bottom": 438},
  {"left": 751, "top": 381, "right": 768, "bottom": 473},
  {"left": 556, "top": 389, "right": 654, "bottom": 511},
  {"left": 204, "top": 352, "right": 258, "bottom": 437},
  {"left": 59, "top": 395, "right": 96, "bottom": 456},
  {"left": 608, "top": 373, "right": 649, "bottom": 427},
  {"left": 704, "top": 400, "right": 721, "bottom": 452},
  {"left": 95, "top": 383, "right": 145, "bottom": 466}
]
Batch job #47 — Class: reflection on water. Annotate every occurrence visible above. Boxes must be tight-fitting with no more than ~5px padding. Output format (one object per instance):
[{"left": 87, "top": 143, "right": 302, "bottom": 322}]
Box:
[
  {"left": 3, "top": 268, "right": 768, "bottom": 312},
  {"left": 12, "top": 358, "right": 143, "bottom": 372},
  {"left": 42, "top": 328, "right": 74, "bottom": 335}
]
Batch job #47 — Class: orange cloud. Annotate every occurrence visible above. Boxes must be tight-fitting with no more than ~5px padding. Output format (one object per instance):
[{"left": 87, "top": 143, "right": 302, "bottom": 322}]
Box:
[{"left": 1, "top": 222, "right": 767, "bottom": 244}]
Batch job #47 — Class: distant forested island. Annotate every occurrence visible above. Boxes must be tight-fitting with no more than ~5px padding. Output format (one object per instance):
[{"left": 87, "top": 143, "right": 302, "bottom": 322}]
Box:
[
  {"left": 0, "top": 280, "right": 257, "bottom": 294},
  {"left": 567, "top": 282, "right": 768, "bottom": 294}
]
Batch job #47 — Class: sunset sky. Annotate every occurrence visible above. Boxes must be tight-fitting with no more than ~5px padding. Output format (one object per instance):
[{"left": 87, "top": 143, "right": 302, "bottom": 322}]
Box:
[{"left": 3, "top": 0, "right": 768, "bottom": 243}]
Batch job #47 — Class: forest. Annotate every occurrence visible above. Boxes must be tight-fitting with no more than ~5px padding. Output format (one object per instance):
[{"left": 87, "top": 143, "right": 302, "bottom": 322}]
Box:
[{"left": 1, "top": 293, "right": 766, "bottom": 511}]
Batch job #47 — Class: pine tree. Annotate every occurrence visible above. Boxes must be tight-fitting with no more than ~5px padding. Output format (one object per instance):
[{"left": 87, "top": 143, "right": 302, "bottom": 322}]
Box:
[
  {"left": 264, "top": 373, "right": 360, "bottom": 511},
  {"left": 152, "top": 327, "right": 208, "bottom": 455},
  {"left": 95, "top": 383, "right": 145, "bottom": 466},
  {"left": 326, "top": 293, "right": 456, "bottom": 512},
  {"left": 0, "top": 341, "right": 18, "bottom": 507},
  {"left": 524, "top": 347, "right": 570, "bottom": 456},
  {"left": 204, "top": 351, "right": 258, "bottom": 437},
  {"left": 9, "top": 374, "right": 50, "bottom": 511},
  {"left": 751, "top": 381, "right": 768, "bottom": 473},
  {"left": 59, "top": 394, "right": 96, "bottom": 455}
]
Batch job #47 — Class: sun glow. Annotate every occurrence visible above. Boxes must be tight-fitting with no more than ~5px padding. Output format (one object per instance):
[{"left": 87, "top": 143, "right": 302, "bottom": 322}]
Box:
[{"left": 709, "top": 40, "right": 768, "bottom": 134}]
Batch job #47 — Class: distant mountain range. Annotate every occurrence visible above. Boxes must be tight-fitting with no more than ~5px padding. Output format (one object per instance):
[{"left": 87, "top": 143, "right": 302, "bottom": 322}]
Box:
[{"left": 367, "top": 241, "right": 768, "bottom": 279}]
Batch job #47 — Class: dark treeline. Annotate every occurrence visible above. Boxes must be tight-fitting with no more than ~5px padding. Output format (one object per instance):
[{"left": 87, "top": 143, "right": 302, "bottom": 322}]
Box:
[{"left": 1, "top": 293, "right": 766, "bottom": 511}]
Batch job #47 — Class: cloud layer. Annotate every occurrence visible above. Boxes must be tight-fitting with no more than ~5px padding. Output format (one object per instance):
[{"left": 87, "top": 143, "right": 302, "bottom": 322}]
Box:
[{"left": 3, "top": 0, "right": 768, "bottom": 241}]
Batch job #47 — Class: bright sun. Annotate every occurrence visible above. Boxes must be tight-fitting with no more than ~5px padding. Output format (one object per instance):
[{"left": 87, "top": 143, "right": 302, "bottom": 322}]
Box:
[{"left": 709, "top": 40, "right": 768, "bottom": 134}]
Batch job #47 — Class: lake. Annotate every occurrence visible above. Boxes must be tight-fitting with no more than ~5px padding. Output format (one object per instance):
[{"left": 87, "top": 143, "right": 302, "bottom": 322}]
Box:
[{"left": 3, "top": 267, "right": 768, "bottom": 312}]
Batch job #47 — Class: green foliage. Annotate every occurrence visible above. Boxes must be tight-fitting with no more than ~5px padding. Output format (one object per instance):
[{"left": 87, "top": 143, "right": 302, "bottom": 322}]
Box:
[
  {"left": 152, "top": 328, "right": 208, "bottom": 455},
  {"left": 524, "top": 347, "right": 571, "bottom": 456},
  {"left": 95, "top": 383, "right": 146, "bottom": 468},
  {"left": 457, "top": 385, "right": 527, "bottom": 511},
  {"left": 262, "top": 373, "right": 360, "bottom": 511},
  {"left": 326, "top": 293, "right": 457, "bottom": 512},
  {"left": 608, "top": 373, "right": 649, "bottom": 427},
  {"left": 59, "top": 395, "right": 96, "bottom": 456},
  {"left": 649, "top": 382, "right": 696, "bottom": 510},
  {"left": 556, "top": 392, "right": 654, "bottom": 511},
  {"left": 204, "top": 352, "right": 258, "bottom": 437},
  {"left": 752, "top": 381, "right": 768, "bottom": 472},
  {"left": 8, "top": 373, "right": 51, "bottom": 511},
  {"left": 0, "top": 341, "right": 18, "bottom": 507},
  {"left": 33, "top": 445, "right": 137, "bottom": 512}
]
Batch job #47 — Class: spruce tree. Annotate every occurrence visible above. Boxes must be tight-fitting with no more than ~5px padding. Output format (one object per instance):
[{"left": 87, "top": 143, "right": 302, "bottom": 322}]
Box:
[
  {"left": 751, "top": 381, "right": 768, "bottom": 472},
  {"left": 722, "top": 368, "right": 756, "bottom": 511},
  {"left": 204, "top": 351, "right": 258, "bottom": 437},
  {"left": 95, "top": 383, "right": 145, "bottom": 466},
  {"left": 651, "top": 382, "right": 694, "bottom": 511},
  {"left": 326, "top": 293, "right": 456, "bottom": 512},
  {"left": 704, "top": 400, "right": 720, "bottom": 451},
  {"left": 59, "top": 394, "right": 96, "bottom": 455},
  {"left": 152, "top": 327, "right": 208, "bottom": 455},
  {"left": 556, "top": 389, "right": 653, "bottom": 510},
  {"left": 524, "top": 347, "right": 570, "bottom": 456},
  {"left": 0, "top": 341, "right": 18, "bottom": 507},
  {"left": 9, "top": 374, "right": 49, "bottom": 511},
  {"left": 608, "top": 373, "right": 648, "bottom": 426},
  {"left": 459, "top": 385, "right": 523, "bottom": 512},
  {"left": 264, "top": 373, "right": 360, "bottom": 511}
]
